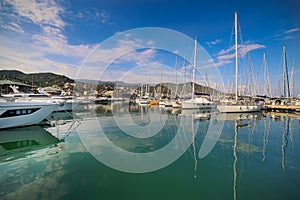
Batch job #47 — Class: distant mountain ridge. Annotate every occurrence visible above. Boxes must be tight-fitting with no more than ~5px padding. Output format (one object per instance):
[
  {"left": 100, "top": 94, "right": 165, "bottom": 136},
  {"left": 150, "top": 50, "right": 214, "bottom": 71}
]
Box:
[
  {"left": 0, "top": 70, "right": 221, "bottom": 95},
  {"left": 76, "top": 79, "right": 140, "bottom": 87},
  {"left": 0, "top": 70, "right": 74, "bottom": 87}
]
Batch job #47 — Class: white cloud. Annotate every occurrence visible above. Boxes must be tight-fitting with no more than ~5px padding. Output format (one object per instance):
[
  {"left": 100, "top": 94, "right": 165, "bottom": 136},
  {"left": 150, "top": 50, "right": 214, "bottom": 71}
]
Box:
[
  {"left": 217, "top": 45, "right": 235, "bottom": 56},
  {"left": 0, "top": 34, "right": 79, "bottom": 77},
  {"left": 0, "top": 0, "right": 95, "bottom": 79},
  {"left": 5, "top": 0, "right": 66, "bottom": 28},
  {"left": 82, "top": 38, "right": 158, "bottom": 67},
  {"left": 120, "top": 48, "right": 157, "bottom": 66},
  {"left": 213, "top": 42, "right": 265, "bottom": 68},
  {"left": 206, "top": 39, "right": 223, "bottom": 47},
  {"left": 273, "top": 27, "right": 300, "bottom": 41},
  {"left": 238, "top": 43, "right": 265, "bottom": 57},
  {"left": 97, "top": 10, "right": 110, "bottom": 24},
  {"left": 147, "top": 40, "right": 155, "bottom": 45},
  {"left": 217, "top": 53, "right": 236, "bottom": 61},
  {"left": 284, "top": 27, "right": 300, "bottom": 34},
  {"left": 0, "top": 21, "right": 24, "bottom": 33},
  {"left": 72, "top": 8, "right": 113, "bottom": 25},
  {"left": 78, "top": 39, "right": 161, "bottom": 80}
]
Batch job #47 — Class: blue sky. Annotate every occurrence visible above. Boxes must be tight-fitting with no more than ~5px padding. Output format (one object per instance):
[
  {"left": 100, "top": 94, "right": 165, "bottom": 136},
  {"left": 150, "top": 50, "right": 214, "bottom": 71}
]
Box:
[{"left": 0, "top": 0, "right": 299, "bottom": 96}]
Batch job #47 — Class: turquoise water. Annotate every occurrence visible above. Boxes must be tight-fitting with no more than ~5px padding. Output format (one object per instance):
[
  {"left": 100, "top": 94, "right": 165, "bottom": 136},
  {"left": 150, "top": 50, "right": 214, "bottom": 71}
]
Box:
[{"left": 0, "top": 104, "right": 300, "bottom": 200}]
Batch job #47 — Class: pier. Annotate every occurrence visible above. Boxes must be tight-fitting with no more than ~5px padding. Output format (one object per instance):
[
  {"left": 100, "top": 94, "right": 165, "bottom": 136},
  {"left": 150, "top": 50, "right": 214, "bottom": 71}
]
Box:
[{"left": 263, "top": 104, "right": 300, "bottom": 112}]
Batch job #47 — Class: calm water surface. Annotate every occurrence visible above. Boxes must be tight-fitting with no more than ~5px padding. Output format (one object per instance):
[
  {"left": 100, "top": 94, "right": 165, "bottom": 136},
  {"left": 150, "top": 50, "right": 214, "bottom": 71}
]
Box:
[{"left": 0, "top": 103, "right": 300, "bottom": 200}]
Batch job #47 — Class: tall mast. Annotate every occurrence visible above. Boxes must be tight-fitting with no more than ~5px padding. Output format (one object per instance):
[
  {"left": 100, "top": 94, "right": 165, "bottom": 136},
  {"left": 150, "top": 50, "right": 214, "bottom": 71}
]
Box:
[
  {"left": 263, "top": 53, "right": 267, "bottom": 96},
  {"left": 283, "top": 45, "right": 290, "bottom": 98},
  {"left": 234, "top": 11, "right": 239, "bottom": 101},
  {"left": 192, "top": 38, "right": 197, "bottom": 100},
  {"left": 291, "top": 59, "right": 295, "bottom": 98}
]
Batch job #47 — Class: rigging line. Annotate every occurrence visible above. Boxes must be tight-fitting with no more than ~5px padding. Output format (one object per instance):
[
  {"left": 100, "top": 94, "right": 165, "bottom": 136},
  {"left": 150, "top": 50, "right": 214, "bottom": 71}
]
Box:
[
  {"left": 222, "top": 15, "right": 235, "bottom": 93},
  {"left": 237, "top": 16, "right": 247, "bottom": 77},
  {"left": 276, "top": 49, "right": 284, "bottom": 95},
  {"left": 290, "top": 59, "right": 295, "bottom": 98},
  {"left": 247, "top": 53, "right": 255, "bottom": 97}
]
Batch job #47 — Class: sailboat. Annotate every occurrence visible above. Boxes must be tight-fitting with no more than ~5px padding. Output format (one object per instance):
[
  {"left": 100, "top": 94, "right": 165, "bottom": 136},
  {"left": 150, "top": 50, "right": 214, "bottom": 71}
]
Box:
[
  {"left": 181, "top": 39, "right": 216, "bottom": 109},
  {"left": 217, "top": 12, "right": 262, "bottom": 113}
]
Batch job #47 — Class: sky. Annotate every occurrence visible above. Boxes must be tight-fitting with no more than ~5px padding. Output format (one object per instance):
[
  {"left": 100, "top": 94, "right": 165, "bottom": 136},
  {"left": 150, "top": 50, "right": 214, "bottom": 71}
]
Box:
[{"left": 0, "top": 0, "right": 300, "bottom": 96}]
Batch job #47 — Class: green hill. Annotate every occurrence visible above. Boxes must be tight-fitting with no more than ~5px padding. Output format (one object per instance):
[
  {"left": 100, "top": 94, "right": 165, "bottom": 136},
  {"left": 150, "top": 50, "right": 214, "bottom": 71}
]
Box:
[
  {"left": 0, "top": 70, "right": 74, "bottom": 87},
  {"left": 0, "top": 70, "right": 25, "bottom": 78}
]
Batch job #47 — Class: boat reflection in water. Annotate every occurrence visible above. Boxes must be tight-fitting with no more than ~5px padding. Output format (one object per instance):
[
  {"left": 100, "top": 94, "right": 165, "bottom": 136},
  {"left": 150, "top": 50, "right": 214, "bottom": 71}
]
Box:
[
  {"left": 215, "top": 112, "right": 263, "bottom": 200},
  {"left": 0, "top": 125, "right": 61, "bottom": 163},
  {"left": 214, "top": 111, "right": 299, "bottom": 200}
]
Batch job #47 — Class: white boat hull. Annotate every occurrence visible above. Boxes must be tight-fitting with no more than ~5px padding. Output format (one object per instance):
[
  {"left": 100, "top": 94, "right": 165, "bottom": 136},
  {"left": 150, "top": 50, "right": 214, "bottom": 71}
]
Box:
[
  {"left": 171, "top": 101, "right": 181, "bottom": 108},
  {"left": 181, "top": 97, "right": 215, "bottom": 109},
  {"left": 159, "top": 101, "right": 166, "bottom": 106},
  {"left": 181, "top": 102, "right": 215, "bottom": 109},
  {"left": 181, "top": 98, "right": 215, "bottom": 109},
  {"left": 139, "top": 99, "right": 150, "bottom": 105},
  {"left": 0, "top": 102, "right": 58, "bottom": 129},
  {"left": 217, "top": 104, "right": 262, "bottom": 113},
  {"left": 164, "top": 101, "right": 173, "bottom": 107}
]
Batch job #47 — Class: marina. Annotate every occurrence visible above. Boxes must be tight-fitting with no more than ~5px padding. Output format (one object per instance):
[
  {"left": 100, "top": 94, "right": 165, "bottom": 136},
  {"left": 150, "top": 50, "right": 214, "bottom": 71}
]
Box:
[{"left": 1, "top": 0, "right": 300, "bottom": 199}]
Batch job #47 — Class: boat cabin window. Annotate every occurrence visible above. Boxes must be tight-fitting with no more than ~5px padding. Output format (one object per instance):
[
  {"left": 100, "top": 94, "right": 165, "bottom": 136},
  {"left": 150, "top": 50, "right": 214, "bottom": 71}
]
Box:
[{"left": 0, "top": 108, "right": 40, "bottom": 118}]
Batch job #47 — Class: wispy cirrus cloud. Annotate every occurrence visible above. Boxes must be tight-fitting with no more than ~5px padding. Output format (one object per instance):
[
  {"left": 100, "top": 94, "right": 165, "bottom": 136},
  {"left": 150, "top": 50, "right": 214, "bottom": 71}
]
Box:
[
  {"left": 284, "top": 27, "right": 300, "bottom": 34},
  {"left": 78, "top": 37, "right": 161, "bottom": 80},
  {"left": 206, "top": 39, "right": 223, "bottom": 48},
  {"left": 72, "top": 8, "right": 113, "bottom": 25},
  {"left": 273, "top": 27, "right": 300, "bottom": 40},
  {"left": 238, "top": 43, "right": 265, "bottom": 57},
  {"left": 202, "top": 41, "right": 265, "bottom": 69},
  {"left": 0, "top": 21, "right": 25, "bottom": 33},
  {"left": 119, "top": 48, "right": 157, "bottom": 66}
]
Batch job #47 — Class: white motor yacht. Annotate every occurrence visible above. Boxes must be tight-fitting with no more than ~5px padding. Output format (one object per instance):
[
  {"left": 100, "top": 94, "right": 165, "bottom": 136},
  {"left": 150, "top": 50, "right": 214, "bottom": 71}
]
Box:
[
  {"left": 181, "top": 96, "right": 215, "bottom": 109},
  {"left": 3, "top": 85, "right": 79, "bottom": 112},
  {"left": 0, "top": 102, "right": 58, "bottom": 129}
]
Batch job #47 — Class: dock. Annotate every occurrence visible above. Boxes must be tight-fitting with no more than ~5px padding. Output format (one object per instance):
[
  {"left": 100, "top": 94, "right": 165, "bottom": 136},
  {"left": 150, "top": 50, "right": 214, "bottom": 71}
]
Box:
[{"left": 263, "top": 104, "right": 300, "bottom": 112}]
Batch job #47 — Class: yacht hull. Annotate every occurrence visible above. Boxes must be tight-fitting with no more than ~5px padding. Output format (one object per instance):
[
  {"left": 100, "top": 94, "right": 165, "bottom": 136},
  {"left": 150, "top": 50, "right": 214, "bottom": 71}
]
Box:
[
  {"left": 181, "top": 102, "right": 215, "bottom": 109},
  {"left": 0, "top": 102, "right": 58, "bottom": 129}
]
